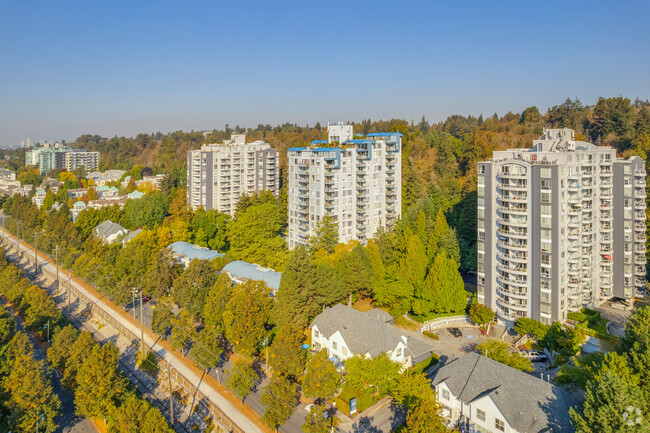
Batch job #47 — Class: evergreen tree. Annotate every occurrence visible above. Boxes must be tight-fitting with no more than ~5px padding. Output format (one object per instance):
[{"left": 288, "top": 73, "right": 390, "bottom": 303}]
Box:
[
  {"left": 171, "top": 259, "right": 219, "bottom": 318},
  {"left": 274, "top": 245, "right": 318, "bottom": 329},
  {"left": 308, "top": 216, "right": 339, "bottom": 254}
]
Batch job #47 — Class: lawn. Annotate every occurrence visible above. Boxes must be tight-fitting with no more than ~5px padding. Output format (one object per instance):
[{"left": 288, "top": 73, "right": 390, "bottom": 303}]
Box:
[
  {"left": 351, "top": 298, "right": 375, "bottom": 312},
  {"left": 331, "top": 384, "right": 377, "bottom": 417},
  {"left": 588, "top": 318, "right": 609, "bottom": 336},
  {"left": 408, "top": 309, "right": 467, "bottom": 324},
  {"left": 394, "top": 315, "right": 421, "bottom": 331},
  {"left": 411, "top": 353, "right": 439, "bottom": 375}
]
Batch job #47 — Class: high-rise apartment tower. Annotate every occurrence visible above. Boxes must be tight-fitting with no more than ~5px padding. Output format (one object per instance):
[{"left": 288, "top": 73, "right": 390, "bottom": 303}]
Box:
[
  {"left": 186, "top": 134, "right": 280, "bottom": 215},
  {"left": 287, "top": 123, "right": 402, "bottom": 248},
  {"left": 478, "top": 128, "right": 646, "bottom": 324}
]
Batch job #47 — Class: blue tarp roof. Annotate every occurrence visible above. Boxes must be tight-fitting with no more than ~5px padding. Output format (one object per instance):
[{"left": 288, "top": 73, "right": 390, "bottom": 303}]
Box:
[
  {"left": 168, "top": 241, "right": 224, "bottom": 261},
  {"left": 222, "top": 260, "right": 282, "bottom": 290},
  {"left": 365, "top": 132, "right": 404, "bottom": 137}
]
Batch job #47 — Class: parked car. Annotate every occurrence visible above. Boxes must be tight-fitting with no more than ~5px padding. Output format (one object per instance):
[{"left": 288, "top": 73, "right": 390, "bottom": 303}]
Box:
[
  {"left": 521, "top": 350, "right": 548, "bottom": 362},
  {"left": 142, "top": 296, "right": 152, "bottom": 303},
  {"left": 448, "top": 328, "right": 463, "bottom": 338}
]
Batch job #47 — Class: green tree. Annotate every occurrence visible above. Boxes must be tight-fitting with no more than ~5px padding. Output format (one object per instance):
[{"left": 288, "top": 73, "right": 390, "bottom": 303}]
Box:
[
  {"left": 61, "top": 331, "right": 96, "bottom": 389},
  {"left": 171, "top": 259, "right": 219, "bottom": 318},
  {"left": 0, "top": 308, "right": 16, "bottom": 346},
  {"left": 20, "top": 285, "right": 61, "bottom": 331},
  {"left": 475, "top": 340, "right": 533, "bottom": 372},
  {"left": 337, "top": 244, "right": 373, "bottom": 299},
  {"left": 47, "top": 325, "right": 80, "bottom": 374},
  {"left": 151, "top": 300, "right": 174, "bottom": 336},
  {"left": 224, "top": 280, "right": 272, "bottom": 357},
  {"left": 226, "top": 358, "right": 257, "bottom": 403},
  {"left": 308, "top": 216, "right": 339, "bottom": 254},
  {"left": 2, "top": 332, "right": 61, "bottom": 433},
  {"left": 269, "top": 325, "right": 307, "bottom": 378},
  {"left": 469, "top": 302, "right": 494, "bottom": 326},
  {"left": 514, "top": 317, "right": 549, "bottom": 340},
  {"left": 556, "top": 352, "right": 605, "bottom": 391},
  {"left": 261, "top": 375, "right": 298, "bottom": 430},
  {"left": 571, "top": 353, "right": 648, "bottom": 432},
  {"left": 170, "top": 310, "right": 195, "bottom": 356},
  {"left": 202, "top": 274, "right": 233, "bottom": 334},
  {"left": 413, "top": 254, "right": 467, "bottom": 316},
  {"left": 302, "top": 350, "right": 340, "bottom": 399},
  {"left": 392, "top": 371, "right": 435, "bottom": 408},
  {"left": 345, "top": 354, "right": 401, "bottom": 397},
  {"left": 404, "top": 398, "right": 446, "bottom": 433},
  {"left": 190, "top": 328, "right": 223, "bottom": 371},
  {"left": 302, "top": 403, "right": 336, "bottom": 433},
  {"left": 108, "top": 393, "right": 174, "bottom": 433},
  {"left": 75, "top": 342, "right": 127, "bottom": 419},
  {"left": 274, "top": 246, "right": 318, "bottom": 329}
]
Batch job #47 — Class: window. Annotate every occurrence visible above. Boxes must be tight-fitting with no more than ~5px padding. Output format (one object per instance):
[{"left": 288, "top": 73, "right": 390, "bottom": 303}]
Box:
[
  {"left": 495, "top": 418, "right": 505, "bottom": 432},
  {"left": 476, "top": 408, "right": 486, "bottom": 422},
  {"left": 541, "top": 179, "right": 552, "bottom": 190},
  {"left": 541, "top": 216, "right": 552, "bottom": 228},
  {"left": 313, "top": 330, "right": 319, "bottom": 339},
  {"left": 342, "top": 346, "right": 348, "bottom": 356},
  {"left": 441, "top": 388, "right": 450, "bottom": 401},
  {"left": 332, "top": 341, "right": 337, "bottom": 351},
  {"left": 541, "top": 191, "right": 551, "bottom": 203}
]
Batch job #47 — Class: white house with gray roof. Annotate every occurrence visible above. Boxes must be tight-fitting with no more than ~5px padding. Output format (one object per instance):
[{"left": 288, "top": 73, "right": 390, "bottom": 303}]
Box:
[
  {"left": 93, "top": 220, "right": 129, "bottom": 244},
  {"left": 309, "top": 304, "right": 433, "bottom": 369},
  {"left": 430, "top": 352, "right": 575, "bottom": 433}
]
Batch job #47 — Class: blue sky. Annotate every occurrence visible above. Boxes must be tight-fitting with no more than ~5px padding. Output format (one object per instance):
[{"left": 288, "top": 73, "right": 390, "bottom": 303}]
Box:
[{"left": 1, "top": 0, "right": 649, "bottom": 145}]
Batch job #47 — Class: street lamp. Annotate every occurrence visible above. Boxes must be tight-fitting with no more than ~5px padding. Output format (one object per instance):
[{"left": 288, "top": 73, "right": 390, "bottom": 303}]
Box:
[
  {"left": 131, "top": 288, "right": 145, "bottom": 358},
  {"left": 43, "top": 320, "right": 50, "bottom": 345},
  {"left": 35, "top": 411, "right": 45, "bottom": 433},
  {"left": 33, "top": 230, "right": 43, "bottom": 275}
]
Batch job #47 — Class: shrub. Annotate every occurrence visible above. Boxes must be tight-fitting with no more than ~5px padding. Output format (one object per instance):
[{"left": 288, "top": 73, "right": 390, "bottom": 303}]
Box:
[
  {"left": 423, "top": 331, "right": 439, "bottom": 340},
  {"left": 567, "top": 312, "right": 589, "bottom": 322}
]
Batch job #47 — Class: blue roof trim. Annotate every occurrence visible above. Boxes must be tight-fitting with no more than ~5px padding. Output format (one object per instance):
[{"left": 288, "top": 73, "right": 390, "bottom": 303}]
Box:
[
  {"left": 288, "top": 147, "right": 308, "bottom": 152},
  {"left": 310, "top": 140, "right": 328, "bottom": 145},
  {"left": 345, "top": 139, "right": 375, "bottom": 144},
  {"left": 223, "top": 260, "right": 282, "bottom": 290},
  {"left": 312, "top": 147, "right": 343, "bottom": 153},
  {"left": 366, "top": 132, "right": 404, "bottom": 137}
]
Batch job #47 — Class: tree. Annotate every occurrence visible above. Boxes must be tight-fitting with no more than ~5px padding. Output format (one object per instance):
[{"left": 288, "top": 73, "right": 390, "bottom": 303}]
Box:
[
  {"left": 514, "top": 317, "right": 549, "bottom": 340},
  {"left": 413, "top": 254, "right": 467, "bottom": 316},
  {"left": 308, "top": 216, "right": 339, "bottom": 254},
  {"left": 151, "top": 300, "right": 174, "bottom": 335},
  {"left": 2, "top": 332, "right": 61, "bottom": 433},
  {"left": 261, "top": 375, "right": 298, "bottom": 430},
  {"left": 302, "top": 350, "right": 340, "bottom": 399},
  {"left": 171, "top": 259, "right": 218, "bottom": 318},
  {"left": 469, "top": 303, "right": 494, "bottom": 326},
  {"left": 20, "top": 285, "right": 61, "bottom": 331},
  {"left": 404, "top": 398, "right": 446, "bottom": 433},
  {"left": 170, "top": 310, "right": 195, "bottom": 356},
  {"left": 47, "top": 325, "right": 80, "bottom": 374},
  {"left": 75, "top": 342, "right": 127, "bottom": 419},
  {"left": 337, "top": 244, "right": 373, "bottom": 299},
  {"left": 302, "top": 402, "right": 337, "bottom": 433},
  {"left": 108, "top": 393, "right": 174, "bottom": 433},
  {"left": 392, "top": 371, "right": 435, "bottom": 408},
  {"left": 61, "top": 331, "right": 95, "bottom": 389},
  {"left": 475, "top": 340, "right": 533, "bottom": 372},
  {"left": 345, "top": 354, "right": 401, "bottom": 398},
  {"left": 0, "top": 308, "right": 16, "bottom": 346},
  {"left": 556, "top": 352, "right": 605, "bottom": 391},
  {"left": 274, "top": 245, "right": 318, "bottom": 329},
  {"left": 571, "top": 353, "right": 648, "bottom": 432},
  {"left": 224, "top": 280, "right": 272, "bottom": 357},
  {"left": 269, "top": 325, "right": 307, "bottom": 378},
  {"left": 202, "top": 274, "right": 233, "bottom": 334},
  {"left": 226, "top": 358, "right": 257, "bottom": 403},
  {"left": 190, "top": 328, "right": 223, "bottom": 371}
]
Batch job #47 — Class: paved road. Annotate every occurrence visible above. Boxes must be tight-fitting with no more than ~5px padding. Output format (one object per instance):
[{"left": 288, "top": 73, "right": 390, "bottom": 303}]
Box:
[
  {"left": 3, "top": 231, "right": 266, "bottom": 433},
  {"left": 0, "top": 299, "right": 96, "bottom": 433}
]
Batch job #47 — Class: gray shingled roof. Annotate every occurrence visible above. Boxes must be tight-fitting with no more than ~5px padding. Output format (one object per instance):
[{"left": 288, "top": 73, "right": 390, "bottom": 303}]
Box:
[
  {"left": 94, "top": 220, "right": 128, "bottom": 240},
  {"left": 310, "top": 304, "right": 434, "bottom": 360},
  {"left": 364, "top": 308, "right": 394, "bottom": 323},
  {"left": 122, "top": 228, "right": 142, "bottom": 244},
  {"left": 431, "top": 352, "right": 576, "bottom": 432}
]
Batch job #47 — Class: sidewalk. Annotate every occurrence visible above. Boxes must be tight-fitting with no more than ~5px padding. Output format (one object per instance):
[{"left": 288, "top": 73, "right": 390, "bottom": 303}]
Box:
[{"left": 2, "top": 229, "right": 272, "bottom": 433}]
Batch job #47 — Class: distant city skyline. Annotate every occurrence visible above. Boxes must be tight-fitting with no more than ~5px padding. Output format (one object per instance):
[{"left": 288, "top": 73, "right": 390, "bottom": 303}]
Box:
[{"left": 1, "top": 0, "right": 649, "bottom": 146}]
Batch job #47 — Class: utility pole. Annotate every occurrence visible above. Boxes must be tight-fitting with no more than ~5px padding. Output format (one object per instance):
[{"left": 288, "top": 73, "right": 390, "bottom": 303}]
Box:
[
  {"left": 139, "top": 290, "right": 145, "bottom": 357},
  {"left": 67, "top": 273, "right": 73, "bottom": 320},
  {"left": 33, "top": 232, "right": 39, "bottom": 274},
  {"left": 15, "top": 219, "right": 19, "bottom": 259},
  {"left": 168, "top": 362, "right": 175, "bottom": 427},
  {"left": 54, "top": 245, "right": 59, "bottom": 292}
]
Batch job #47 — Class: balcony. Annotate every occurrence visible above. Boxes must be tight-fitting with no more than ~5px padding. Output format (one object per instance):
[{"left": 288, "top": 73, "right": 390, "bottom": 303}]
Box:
[
  {"left": 636, "top": 256, "right": 647, "bottom": 265},
  {"left": 635, "top": 179, "right": 647, "bottom": 188}
]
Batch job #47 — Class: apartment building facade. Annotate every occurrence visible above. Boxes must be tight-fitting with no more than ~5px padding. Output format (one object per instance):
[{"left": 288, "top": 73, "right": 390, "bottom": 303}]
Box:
[
  {"left": 287, "top": 123, "right": 401, "bottom": 248},
  {"left": 26, "top": 143, "right": 99, "bottom": 174},
  {"left": 186, "top": 134, "right": 280, "bottom": 215},
  {"left": 477, "top": 128, "right": 646, "bottom": 325}
]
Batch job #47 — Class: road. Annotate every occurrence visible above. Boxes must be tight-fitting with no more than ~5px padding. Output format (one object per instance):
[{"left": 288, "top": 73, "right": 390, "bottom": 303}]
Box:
[
  {"left": 2, "top": 230, "right": 268, "bottom": 433},
  {"left": 0, "top": 299, "right": 96, "bottom": 433}
]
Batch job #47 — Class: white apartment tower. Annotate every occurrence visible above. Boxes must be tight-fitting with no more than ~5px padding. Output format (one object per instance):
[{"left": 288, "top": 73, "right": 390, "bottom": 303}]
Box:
[
  {"left": 287, "top": 123, "right": 402, "bottom": 248},
  {"left": 478, "top": 128, "right": 647, "bottom": 325},
  {"left": 186, "top": 134, "right": 280, "bottom": 215}
]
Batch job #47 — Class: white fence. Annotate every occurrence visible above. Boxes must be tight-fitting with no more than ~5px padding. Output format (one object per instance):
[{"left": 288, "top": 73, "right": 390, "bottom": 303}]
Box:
[{"left": 420, "top": 315, "right": 475, "bottom": 332}]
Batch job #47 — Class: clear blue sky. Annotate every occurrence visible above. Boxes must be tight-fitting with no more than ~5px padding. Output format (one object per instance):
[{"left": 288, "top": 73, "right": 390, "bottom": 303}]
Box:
[{"left": 1, "top": 0, "right": 649, "bottom": 146}]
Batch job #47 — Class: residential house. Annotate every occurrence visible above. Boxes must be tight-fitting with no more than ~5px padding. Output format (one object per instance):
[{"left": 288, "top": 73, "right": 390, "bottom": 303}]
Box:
[
  {"left": 221, "top": 260, "right": 281, "bottom": 296},
  {"left": 309, "top": 304, "right": 434, "bottom": 369},
  {"left": 122, "top": 228, "right": 142, "bottom": 246},
  {"left": 128, "top": 190, "right": 145, "bottom": 200},
  {"left": 67, "top": 188, "right": 88, "bottom": 199},
  {"left": 94, "top": 220, "right": 129, "bottom": 244},
  {"left": 168, "top": 241, "right": 224, "bottom": 268},
  {"left": 430, "top": 352, "right": 575, "bottom": 433},
  {"left": 96, "top": 185, "right": 119, "bottom": 198},
  {"left": 32, "top": 189, "right": 47, "bottom": 208},
  {"left": 70, "top": 201, "right": 86, "bottom": 221}
]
